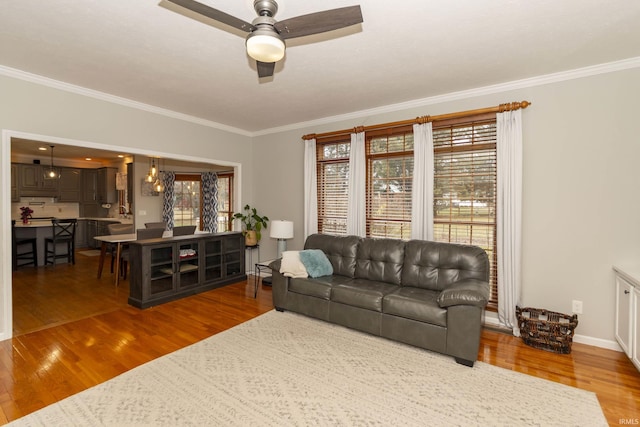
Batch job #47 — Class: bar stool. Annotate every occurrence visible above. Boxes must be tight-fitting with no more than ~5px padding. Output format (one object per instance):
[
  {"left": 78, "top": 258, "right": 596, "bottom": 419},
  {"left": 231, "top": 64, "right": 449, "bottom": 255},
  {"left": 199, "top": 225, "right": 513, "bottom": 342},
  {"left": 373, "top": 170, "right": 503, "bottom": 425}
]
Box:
[
  {"left": 107, "top": 223, "right": 134, "bottom": 278},
  {"left": 11, "top": 220, "right": 38, "bottom": 270},
  {"left": 45, "top": 218, "right": 77, "bottom": 266}
]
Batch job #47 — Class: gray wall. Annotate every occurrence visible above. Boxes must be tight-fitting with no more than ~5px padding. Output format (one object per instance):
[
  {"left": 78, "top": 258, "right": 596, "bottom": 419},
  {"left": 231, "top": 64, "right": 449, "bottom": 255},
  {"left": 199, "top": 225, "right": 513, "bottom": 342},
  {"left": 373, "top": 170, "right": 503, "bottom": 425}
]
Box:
[
  {"left": 253, "top": 67, "right": 640, "bottom": 347},
  {"left": 2, "top": 65, "right": 639, "bottom": 347},
  {"left": 0, "top": 75, "right": 253, "bottom": 340}
]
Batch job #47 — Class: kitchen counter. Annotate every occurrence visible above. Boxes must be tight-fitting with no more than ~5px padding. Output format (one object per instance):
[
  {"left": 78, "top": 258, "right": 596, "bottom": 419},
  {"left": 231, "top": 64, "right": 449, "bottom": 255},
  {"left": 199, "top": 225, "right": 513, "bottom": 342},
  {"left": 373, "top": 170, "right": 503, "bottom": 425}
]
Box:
[
  {"left": 14, "top": 217, "right": 132, "bottom": 227},
  {"left": 14, "top": 217, "right": 134, "bottom": 264}
]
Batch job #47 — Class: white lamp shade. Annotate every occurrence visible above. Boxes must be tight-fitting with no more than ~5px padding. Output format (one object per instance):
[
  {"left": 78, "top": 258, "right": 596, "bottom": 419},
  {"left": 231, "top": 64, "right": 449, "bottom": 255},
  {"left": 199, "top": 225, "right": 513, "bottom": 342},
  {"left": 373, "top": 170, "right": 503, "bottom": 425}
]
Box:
[
  {"left": 270, "top": 220, "right": 294, "bottom": 239},
  {"left": 246, "top": 32, "right": 285, "bottom": 63}
]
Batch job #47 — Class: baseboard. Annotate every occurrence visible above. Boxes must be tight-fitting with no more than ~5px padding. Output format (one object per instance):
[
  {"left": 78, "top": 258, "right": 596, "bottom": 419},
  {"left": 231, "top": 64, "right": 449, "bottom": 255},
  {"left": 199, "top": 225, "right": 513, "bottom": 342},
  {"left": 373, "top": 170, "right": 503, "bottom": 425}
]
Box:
[
  {"left": 482, "top": 310, "right": 622, "bottom": 352},
  {"left": 572, "top": 334, "right": 622, "bottom": 351}
]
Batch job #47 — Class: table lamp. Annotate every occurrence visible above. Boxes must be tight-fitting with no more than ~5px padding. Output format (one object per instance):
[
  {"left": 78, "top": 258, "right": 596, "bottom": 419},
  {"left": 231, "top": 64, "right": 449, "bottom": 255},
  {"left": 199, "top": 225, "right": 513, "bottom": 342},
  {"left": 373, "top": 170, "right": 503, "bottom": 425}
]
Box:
[
  {"left": 270, "top": 220, "right": 294, "bottom": 258},
  {"left": 261, "top": 220, "right": 293, "bottom": 286}
]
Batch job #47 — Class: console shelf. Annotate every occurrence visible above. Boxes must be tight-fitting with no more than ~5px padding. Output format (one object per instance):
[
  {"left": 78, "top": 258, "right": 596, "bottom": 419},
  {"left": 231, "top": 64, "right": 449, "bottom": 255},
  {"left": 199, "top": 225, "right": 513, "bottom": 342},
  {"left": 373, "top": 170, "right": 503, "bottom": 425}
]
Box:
[{"left": 128, "top": 232, "right": 245, "bottom": 309}]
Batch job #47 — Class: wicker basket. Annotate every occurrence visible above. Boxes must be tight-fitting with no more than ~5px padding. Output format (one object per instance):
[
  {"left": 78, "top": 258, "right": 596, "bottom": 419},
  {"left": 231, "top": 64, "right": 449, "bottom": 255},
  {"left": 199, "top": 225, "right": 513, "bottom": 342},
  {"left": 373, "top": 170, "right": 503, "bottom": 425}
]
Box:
[{"left": 516, "top": 306, "right": 578, "bottom": 354}]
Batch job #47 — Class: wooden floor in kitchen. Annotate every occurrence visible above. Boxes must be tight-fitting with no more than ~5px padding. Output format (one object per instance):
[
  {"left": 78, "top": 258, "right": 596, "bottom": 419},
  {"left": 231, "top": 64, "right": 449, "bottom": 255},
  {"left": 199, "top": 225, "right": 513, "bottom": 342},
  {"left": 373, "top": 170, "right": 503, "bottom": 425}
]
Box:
[{"left": 3, "top": 252, "right": 640, "bottom": 425}]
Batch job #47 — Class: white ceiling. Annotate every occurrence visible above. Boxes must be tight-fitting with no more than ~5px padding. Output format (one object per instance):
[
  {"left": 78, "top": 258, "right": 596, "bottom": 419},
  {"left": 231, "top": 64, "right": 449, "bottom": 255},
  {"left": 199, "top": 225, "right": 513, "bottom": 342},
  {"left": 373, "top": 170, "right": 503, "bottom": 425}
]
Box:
[{"left": 1, "top": 0, "right": 640, "bottom": 135}]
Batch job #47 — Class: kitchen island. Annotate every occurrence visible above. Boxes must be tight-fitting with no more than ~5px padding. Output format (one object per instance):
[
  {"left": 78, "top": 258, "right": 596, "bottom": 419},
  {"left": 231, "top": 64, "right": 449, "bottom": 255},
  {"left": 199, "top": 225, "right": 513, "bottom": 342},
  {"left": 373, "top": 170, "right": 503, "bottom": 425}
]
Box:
[{"left": 14, "top": 217, "right": 133, "bottom": 266}]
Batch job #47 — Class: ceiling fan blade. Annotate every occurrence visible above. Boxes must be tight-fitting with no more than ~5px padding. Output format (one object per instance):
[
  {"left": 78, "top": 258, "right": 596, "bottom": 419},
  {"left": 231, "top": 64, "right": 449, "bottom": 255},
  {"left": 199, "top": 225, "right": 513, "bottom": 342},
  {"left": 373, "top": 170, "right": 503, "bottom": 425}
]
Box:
[
  {"left": 166, "top": 0, "right": 254, "bottom": 33},
  {"left": 257, "top": 61, "right": 276, "bottom": 78},
  {"left": 274, "top": 5, "right": 363, "bottom": 40}
]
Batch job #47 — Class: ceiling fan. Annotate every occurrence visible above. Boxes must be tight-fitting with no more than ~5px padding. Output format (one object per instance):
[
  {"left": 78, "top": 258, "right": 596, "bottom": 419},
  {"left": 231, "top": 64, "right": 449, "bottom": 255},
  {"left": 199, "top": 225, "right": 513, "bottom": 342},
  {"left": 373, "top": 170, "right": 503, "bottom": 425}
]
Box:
[{"left": 166, "top": 0, "right": 363, "bottom": 78}]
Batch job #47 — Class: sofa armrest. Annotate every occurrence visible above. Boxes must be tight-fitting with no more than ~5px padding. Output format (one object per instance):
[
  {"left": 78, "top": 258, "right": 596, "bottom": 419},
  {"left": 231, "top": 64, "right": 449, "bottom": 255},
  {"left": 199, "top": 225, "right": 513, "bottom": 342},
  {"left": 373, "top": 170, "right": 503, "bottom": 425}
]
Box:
[
  {"left": 437, "top": 279, "right": 490, "bottom": 308},
  {"left": 268, "top": 259, "right": 289, "bottom": 310},
  {"left": 269, "top": 258, "right": 281, "bottom": 271}
]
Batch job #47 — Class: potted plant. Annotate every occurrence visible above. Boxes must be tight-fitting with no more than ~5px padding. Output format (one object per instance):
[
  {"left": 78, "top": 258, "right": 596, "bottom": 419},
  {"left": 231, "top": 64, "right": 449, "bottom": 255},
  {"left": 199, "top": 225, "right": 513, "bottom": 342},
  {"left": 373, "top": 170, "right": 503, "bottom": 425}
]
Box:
[
  {"left": 232, "top": 204, "right": 269, "bottom": 246},
  {"left": 20, "top": 206, "right": 34, "bottom": 224}
]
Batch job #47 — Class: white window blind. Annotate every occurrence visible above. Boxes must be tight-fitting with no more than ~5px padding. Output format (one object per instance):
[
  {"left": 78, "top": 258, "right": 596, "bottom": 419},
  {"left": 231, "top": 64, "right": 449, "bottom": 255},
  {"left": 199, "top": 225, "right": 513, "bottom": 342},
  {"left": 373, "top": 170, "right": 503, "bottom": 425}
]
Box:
[
  {"left": 316, "top": 138, "right": 350, "bottom": 235},
  {"left": 433, "top": 115, "right": 498, "bottom": 306},
  {"left": 366, "top": 128, "right": 414, "bottom": 239}
]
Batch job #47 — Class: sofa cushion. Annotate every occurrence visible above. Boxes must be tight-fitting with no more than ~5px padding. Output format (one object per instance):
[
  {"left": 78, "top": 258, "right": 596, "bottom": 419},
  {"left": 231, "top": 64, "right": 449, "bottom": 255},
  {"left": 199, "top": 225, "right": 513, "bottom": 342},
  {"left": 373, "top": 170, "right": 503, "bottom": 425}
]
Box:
[
  {"left": 355, "top": 238, "right": 405, "bottom": 285},
  {"left": 401, "top": 240, "right": 489, "bottom": 291},
  {"left": 289, "top": 275, "right": 354, "bottom": 300},
  {"left": 383, "top": 287, "right": 447, "bottom": 327},
  {"left": 331, "top": 279, "right": 399, "bottom": 311},
  {"left": 305, "top": 234, "right": 360, "bottom": 278},
  {"left": 299, "top": 249, "right": 334, "bottom": 278}
]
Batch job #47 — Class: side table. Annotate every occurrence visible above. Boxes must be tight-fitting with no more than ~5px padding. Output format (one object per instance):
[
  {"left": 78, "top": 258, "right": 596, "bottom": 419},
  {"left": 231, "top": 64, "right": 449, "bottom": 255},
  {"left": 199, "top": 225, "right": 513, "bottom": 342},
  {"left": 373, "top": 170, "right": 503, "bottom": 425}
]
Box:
[
  {"left": 246, "top": 245, "right": 259, "bottom": 272},
  {"left": 254, "top": 259, "right": 275, "bottom": 298}
]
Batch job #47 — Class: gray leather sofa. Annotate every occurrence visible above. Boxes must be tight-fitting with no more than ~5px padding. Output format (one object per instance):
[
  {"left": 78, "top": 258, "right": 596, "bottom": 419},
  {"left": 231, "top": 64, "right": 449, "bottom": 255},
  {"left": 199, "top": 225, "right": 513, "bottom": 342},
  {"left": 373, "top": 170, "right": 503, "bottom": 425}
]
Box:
[{"left": 270, "top": 233, "right": 491, "bottom": 366}]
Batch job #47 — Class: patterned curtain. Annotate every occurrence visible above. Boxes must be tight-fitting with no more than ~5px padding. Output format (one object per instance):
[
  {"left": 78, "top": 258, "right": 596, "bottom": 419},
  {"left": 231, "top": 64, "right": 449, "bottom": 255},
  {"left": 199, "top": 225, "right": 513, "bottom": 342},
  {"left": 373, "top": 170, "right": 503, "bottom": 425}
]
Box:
[
  {"left": 162, "top": 171, "right": 176, "bottom": 230},
  {"left": 202, "top": 172, "right": 218, "bottom": 232}
]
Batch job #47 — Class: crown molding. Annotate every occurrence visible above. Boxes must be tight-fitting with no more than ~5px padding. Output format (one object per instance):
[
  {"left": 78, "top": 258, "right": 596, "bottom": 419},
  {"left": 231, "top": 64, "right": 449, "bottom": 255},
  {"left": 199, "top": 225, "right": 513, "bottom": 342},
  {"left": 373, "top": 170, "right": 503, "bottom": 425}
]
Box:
[
  {"left": 2, "top": 56, "right": 639, "bottom": 139},
  {"left": 254, "top": 56, "right": 640, "bottom": 137},
  {"left": 0, "top": 65, "right": 252, "bottom": 137}
]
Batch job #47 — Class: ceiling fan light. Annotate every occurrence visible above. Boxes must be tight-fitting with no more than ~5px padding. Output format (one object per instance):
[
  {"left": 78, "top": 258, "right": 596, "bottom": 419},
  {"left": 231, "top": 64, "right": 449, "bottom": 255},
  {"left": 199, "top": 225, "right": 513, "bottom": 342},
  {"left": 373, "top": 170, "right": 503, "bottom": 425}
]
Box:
[{"left": 246, "top": 32, "right": 285, "bottom": 63}]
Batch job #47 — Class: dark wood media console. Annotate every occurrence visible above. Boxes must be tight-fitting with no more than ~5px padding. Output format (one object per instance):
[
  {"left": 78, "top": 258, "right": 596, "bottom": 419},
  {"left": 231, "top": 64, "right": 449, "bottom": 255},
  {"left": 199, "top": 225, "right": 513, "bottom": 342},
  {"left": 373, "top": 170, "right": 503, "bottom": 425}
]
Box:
[{"left": 128, "top": 232, "right": 246, "bottom": 308}]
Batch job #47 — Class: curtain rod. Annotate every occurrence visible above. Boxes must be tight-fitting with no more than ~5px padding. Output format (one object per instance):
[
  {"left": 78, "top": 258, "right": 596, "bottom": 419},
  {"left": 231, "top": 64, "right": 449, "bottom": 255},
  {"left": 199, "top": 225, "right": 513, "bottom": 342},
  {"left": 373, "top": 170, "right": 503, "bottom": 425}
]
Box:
[{"left": 302, "top": 100, "right": 531, "bottom": 140}]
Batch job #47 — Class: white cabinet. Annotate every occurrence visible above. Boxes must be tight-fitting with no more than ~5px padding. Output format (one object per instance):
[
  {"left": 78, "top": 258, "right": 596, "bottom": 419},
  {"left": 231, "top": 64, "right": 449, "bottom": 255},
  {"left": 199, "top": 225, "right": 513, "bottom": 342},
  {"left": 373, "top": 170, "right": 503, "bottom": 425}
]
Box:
[{"left": 614, "top": 266, "right": 640, "bottom": 371}]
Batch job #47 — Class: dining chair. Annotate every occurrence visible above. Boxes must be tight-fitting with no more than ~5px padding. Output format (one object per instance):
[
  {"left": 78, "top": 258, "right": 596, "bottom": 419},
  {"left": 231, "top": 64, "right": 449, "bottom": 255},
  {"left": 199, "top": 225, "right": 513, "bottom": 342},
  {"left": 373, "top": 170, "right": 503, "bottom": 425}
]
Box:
[
  {"left": 137, "top": 227, "right": 165, "bottom": 240},
  {"left": 11, "top": 220, "right": 38, "bottom": 270},
  {"left": 45, "top": 218, "right": 77, "bottom": 266},
  {"left": 144, "top": 221, "right": 166, "bottom": 229},
  {"left": 172, "top": 225, "right": 196, "bottom": 236},
  {"left": 117, "top": 228, "right": 165, "bottom": 280},
  {"left": 107, "top": 223, "right": 134, "bottom": 277}
]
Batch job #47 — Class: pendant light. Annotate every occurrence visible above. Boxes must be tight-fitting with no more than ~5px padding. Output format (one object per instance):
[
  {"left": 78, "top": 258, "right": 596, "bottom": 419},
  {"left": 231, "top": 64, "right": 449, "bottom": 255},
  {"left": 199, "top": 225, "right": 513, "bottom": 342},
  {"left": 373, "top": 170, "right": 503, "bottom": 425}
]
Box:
[
  {"left": 153, "top": 174, "right": 164, "bottom": 193},
  {"left": 153, "top": 159, "right": 164, "bottom": 192},
  {"left": 146, "top": 157, "right": 157, "bottom": 183},
  {"left": 44, "top": 145, "right": 59, "bottom": 179}
]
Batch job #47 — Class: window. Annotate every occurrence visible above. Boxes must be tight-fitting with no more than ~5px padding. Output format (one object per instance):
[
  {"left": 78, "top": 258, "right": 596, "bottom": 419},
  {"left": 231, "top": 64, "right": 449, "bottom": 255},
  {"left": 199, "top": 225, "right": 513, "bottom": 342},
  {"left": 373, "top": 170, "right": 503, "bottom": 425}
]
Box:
[
  {"left": 172, "top": 173, "right": 233, "bottom": 232},
  {"left": 432, "top": 114, "right": 498, "bottom": 308},
  {"left": 314, "top": 114, "right": 498, "bottom": 308},
  {"left": 366, "top": 127, "right": 414, "bottom": 239},
  {"left": 216, "top": 173, "right": 233, "bottom": 232},
  {"left": 316, "top": 137, "right": 350, "bottom": 235},
  {"left": 173, "top": 174, "right": 201, "bottom": 228}
]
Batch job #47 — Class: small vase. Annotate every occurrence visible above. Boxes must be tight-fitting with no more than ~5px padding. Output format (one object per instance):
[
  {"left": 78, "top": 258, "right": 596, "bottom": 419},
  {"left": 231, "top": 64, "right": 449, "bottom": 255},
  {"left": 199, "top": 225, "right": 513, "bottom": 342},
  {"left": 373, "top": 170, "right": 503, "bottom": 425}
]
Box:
[{"left": 22, "top": 218, "right": 29, "bottom": 225}]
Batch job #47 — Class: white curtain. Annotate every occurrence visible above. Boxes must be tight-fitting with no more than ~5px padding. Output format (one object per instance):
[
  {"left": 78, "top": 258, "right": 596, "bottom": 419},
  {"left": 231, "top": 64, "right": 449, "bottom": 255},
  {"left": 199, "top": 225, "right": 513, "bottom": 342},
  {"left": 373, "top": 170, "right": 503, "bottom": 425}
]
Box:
[
  {"left": 496, "top": 109, "right": 523, "bottom": 336},
  {"left": 411, "top": 122, "right": 434, "bottom": 240},
  {"left": 347, "top": 131, "right": 366, "bottom": 236},
  {"left": 304, "top": 138, "right": 318, "bottom": 238}
]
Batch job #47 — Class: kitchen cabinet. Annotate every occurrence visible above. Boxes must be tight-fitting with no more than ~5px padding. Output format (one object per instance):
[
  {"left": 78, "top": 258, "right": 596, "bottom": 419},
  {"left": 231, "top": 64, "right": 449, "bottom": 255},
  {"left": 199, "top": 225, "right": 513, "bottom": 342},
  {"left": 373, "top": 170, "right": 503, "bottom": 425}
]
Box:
[
  {"left": 17, "top": 163, "right": 59, "bottom": 197},
  {"left": 81, "top": 167, "right": 116, "bottom": 206},
  {"left": 128, "top": 232, "right": 245, "bottom": 309},
  {"left": 85, "top": 220, "right": 97, "bottom": 248},
  {"left": 83, "top": 219, "right": 119, "bottom": 249},
  {"left": 82, "top": 169, "right": 98, "bottom": 202},
  {"left": 97, "top": 167, "right": 117, "bottom": 204},
  {"left": 11, "top": 164, "right": 19, "bottom": 202},
  {"left": 126, "top": 162, "right": 133, "bottom": 207},
  {"left": 58, "top": 168, "right": 82, "bottom": 202},
  {"left": 75, "top": 219, "right": 88, "bottom": 249},
  {"left": 614, "top": 265, "right": 640, "bottom": 371}
]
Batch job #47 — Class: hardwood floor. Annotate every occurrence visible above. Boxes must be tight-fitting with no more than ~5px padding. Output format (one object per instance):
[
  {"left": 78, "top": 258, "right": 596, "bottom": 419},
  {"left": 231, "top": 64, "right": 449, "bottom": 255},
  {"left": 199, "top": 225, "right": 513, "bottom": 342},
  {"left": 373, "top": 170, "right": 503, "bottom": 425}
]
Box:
[{"left": 3, "top": 253, "right": 639, "bottom": 425}]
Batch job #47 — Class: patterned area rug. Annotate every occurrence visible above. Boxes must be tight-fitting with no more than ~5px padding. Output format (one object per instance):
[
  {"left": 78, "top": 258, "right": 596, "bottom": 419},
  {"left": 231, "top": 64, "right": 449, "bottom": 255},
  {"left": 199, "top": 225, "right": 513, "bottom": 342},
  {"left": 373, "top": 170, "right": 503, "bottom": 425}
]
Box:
[{"left": 9, "top": 311, "right": 607, "bottom": 426}]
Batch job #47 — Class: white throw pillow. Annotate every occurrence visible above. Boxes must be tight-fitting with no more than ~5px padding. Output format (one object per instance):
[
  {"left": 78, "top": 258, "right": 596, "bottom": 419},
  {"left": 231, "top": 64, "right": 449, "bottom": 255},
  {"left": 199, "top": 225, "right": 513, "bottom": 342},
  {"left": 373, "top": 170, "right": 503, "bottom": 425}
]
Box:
[{"left": 279, "top": 251, "right": 308, "bottom": 278}]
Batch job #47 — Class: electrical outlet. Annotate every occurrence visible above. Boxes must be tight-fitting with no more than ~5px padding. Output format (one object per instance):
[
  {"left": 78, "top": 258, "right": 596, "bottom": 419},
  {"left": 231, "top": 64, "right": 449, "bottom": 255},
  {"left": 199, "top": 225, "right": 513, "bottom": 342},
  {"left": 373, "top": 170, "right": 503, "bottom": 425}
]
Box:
[
  {"left": 572, "top": 300, "right": 583, "bottom": 314},
  {"left": 139, "top": 210, "right": 147, "bottom": 216}
]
